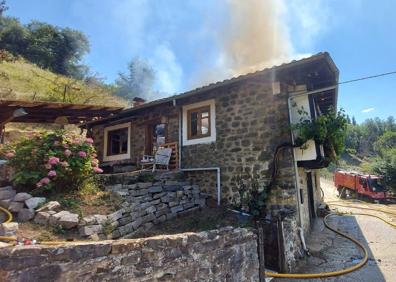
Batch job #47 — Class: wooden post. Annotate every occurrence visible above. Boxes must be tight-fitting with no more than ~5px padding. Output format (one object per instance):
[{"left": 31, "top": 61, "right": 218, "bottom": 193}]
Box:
[{"left": 257, "top": 220, "right": 266, "bottom": 282}]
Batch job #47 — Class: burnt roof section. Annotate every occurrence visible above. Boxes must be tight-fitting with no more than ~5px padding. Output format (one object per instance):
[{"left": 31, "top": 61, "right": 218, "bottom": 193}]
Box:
[
  {"left": 0, "top": 99, "right": 123, "bottom": 124},
  {"left": 85, "top": 52, "right": 338, "bottom": 126}
]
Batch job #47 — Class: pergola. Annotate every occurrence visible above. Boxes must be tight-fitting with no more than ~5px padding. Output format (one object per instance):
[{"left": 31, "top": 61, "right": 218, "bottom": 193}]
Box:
[{"left": 0, "top": 99, "right": 123, "bottom": 124}]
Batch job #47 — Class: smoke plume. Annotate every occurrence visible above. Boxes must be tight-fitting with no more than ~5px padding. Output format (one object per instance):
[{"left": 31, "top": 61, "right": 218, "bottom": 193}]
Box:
[{"left": 222, "top": 0, "right": 291, "bottom": 75}]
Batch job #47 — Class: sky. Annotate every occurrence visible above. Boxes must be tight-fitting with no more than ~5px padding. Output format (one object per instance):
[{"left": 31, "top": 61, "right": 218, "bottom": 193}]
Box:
[{"left": 7, "top": 0, "right": 396, "bottom": 123}]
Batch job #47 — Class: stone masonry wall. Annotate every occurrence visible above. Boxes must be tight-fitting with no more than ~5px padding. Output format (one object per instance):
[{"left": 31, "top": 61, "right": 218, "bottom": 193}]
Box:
[
  {"left": 180, "top": 77, "right": 297, "bottom": 213},
  {"left": 0, "top": 227, "right": 259, "bottom": 282},
  {"left": 78, "top": 172, "right": 207, "bottom": 239},
  {"left": 92, "top": 104, "right": 179, "bottom": 164}
]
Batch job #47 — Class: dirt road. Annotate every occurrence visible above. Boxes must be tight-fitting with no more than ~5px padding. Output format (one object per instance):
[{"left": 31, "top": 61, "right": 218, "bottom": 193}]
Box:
[{"left": 274, "top": 178, "right": 396, "bottom": 282}]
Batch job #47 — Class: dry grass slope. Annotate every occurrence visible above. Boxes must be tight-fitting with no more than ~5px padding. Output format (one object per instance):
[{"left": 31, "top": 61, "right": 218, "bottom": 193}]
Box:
[{"left": 0, "top": 58, "right": 127, "bottom": 107}]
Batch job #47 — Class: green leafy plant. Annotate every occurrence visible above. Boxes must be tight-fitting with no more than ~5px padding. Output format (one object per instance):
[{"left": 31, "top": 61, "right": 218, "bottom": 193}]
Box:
[
  {"left": 292, "top": 107, "right": 348, "bottom": 163},
  {"left": 232, "top": 173, "right": 269, "bottom": 218},
  {"left": 0, "top": 130, "right": 102, "bottom": 194},
  {"left": 101, "top": 219, "right": 115, "bottom": 236}
]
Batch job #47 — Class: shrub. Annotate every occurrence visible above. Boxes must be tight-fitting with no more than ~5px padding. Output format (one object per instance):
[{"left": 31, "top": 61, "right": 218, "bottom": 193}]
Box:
[
  {"left": 0, "top": 130, "right": 102, "bottom": 194},
  {"left": 292, "top": 107, "right": 348, "bottom": 163}
]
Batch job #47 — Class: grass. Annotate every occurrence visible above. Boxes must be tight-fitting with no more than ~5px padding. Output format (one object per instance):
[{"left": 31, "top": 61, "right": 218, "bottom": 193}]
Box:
[
  {"left": 0, "top": 57, "right": 126, "bottom": 106},
  {"left": 49, "top": 180, "right": 122, "bottom": 217},
  {"left": 17, "top": 222, "right": 83, "bottom": 242}
]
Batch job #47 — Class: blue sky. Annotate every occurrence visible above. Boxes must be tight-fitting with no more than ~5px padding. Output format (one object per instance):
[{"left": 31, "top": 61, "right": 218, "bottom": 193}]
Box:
[{"left": 7, "top": 0, "right": 396, "bottom": 123}]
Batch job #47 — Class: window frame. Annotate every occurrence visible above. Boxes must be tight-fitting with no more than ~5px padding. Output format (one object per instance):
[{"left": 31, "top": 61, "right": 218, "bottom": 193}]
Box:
[
  {"left": 182, "top": 99, "right": 216, "bottom": 146},
  {"left": 103, "top": 122, "right": 131, "bottom": 162},
  {"left": 187, "top": 106, "right": 211, "bottom": 140}
]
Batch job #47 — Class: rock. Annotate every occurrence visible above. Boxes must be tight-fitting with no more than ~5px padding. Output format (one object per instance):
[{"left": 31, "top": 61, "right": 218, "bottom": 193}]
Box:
[
  {"left": 143, "top": 222, "right": 153, "bottom": 231},
  {"left": 0, "top": 222, "right": 18, "bottom": 236},
  {"left": 79, "top": 225, "right": 103, "bottom": 237},
  {"left": 94, "top": 214, "right": 108, "bottom": 224},
  {"left": 163, "top": 185, "right": 181, "bottom": 192},
  {"left": 0, "top": 199, "right": 11, "bottom": 208},
  {"left": 17, "top": 208, "right": 35, "bottom": 222},
  {"left": 52, "top": 211, "right": 79, "bottom": 229},
  {"left": 148, "top": 186, "right": 163, "bottom": 193},
  {"left": 141, "top": 213, "right": 155, "bottom": 224},
  {"left": 25, "top": 197, "right": 46, "bottom": 209},
  {"left": 131, "top": 218, "right": 143, "bottom": 230},
  {"left": 137, "top": 182, "right": 152, "bottom": 189},
  {"left": 13, "top": 192, "right": 32, "bottom": 202},
  {"left": 145, "top": 206, "right": 156, "bottom": 214},
  {"left": 34, "top": 211, "right": 50, "bottom": 225},
  {"left": 81, "top": 215, "right": 97, "bottom": 225},
  {"left": 0, "top": 186, "right": 13, "bottom": 191},
  {"left": 170, "top": 205, "right": 184, "bottom": 213},
  {"left": 36, "top": 201, "right": 61, "bottom": 212},
  {"left": 0, "top": 189, "right": 16, "bottom": 200},
  {"left": 107, "top": 210, "right": 123, "bottom": 222},
  {"left": 8, "top": 201, "right": 24, "bottom": 213}
]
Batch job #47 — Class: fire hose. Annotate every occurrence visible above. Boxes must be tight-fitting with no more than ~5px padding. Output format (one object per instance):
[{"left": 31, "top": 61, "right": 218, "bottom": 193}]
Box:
[
  {"left": 1, "top": 201, "right": 395, "bottom": 279},
  {"left": 265, "top": 204, "right": 396, "bottom": 279}
]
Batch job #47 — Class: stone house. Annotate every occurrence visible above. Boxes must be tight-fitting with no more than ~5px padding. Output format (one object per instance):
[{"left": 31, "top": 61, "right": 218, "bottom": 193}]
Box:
[{"left": 85, "top": 52, "right": 339, "bottom": 270}]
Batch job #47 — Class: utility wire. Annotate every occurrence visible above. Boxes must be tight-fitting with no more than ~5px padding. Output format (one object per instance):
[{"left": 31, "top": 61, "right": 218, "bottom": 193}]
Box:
[{"left": 338, "top": 70, "right": 396, "bottom": 85}]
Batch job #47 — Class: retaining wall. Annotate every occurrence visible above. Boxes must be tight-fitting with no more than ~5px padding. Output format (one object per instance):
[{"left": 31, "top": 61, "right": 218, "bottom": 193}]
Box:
[{"left": 0, "top": 227, "right": 259, "bottom": 282}]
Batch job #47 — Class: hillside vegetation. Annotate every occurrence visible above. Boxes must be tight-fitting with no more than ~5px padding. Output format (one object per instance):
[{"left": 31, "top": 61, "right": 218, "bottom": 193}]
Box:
[
  {"left": 323, "top": 116, "right": 396, "bottom": 192},
  {"left": 0, "top": 55, "right": 126, "bottom": 106}
]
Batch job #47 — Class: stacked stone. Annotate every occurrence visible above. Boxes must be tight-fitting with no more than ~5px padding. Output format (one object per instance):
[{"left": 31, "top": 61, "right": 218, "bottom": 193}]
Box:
[
  {"left": 0, "top": 186, "right": 46, "bottom": 222},
  {"left": 79, "top": 180, "right": 207, "bottom": 239}
]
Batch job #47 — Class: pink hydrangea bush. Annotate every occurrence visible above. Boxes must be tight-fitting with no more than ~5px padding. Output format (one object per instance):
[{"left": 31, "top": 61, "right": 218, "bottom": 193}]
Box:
[{"left": 0, "top": 130, "right": 102, "bottom": 193}]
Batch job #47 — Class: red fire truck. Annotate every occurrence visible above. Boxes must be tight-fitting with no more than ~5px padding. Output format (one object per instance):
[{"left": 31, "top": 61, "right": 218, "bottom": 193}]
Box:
[{"left": 334, "top": 170, "right": 388, "bottom": 201}]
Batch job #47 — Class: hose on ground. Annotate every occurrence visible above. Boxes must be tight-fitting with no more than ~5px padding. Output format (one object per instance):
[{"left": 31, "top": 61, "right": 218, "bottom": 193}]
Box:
[
  {"left": 0, "top": 206, "right": 13, "bottom": 224},
  {"left": 265, "top": 213, "right": 370, "bottom": 279},
  {"left": 327, "top": 200, "right": 396, "bottom": 217}
]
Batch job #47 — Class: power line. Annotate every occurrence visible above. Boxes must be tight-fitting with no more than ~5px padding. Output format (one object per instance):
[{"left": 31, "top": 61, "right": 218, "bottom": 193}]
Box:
[{"left": 339, "top": 71, "right": 396, "bottom": 85}]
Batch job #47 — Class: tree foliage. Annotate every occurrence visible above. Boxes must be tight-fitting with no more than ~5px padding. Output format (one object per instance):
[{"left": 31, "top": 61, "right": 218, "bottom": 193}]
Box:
[
  {"left": 114, "top": 57, "right": 155, "bottom": 101},
  {"left": 344, "top": 116, "right": 396, "bottom": 191},
  {"left": 0, "top": 15, "right": 89, "bottom": 78}
]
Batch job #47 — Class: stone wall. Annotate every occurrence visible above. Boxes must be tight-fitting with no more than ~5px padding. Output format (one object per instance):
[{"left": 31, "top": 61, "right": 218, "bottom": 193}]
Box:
[
  {"left": 78, "top": 172, "right": 207, "bottom": 239},
  {"left": 180, "top": 77, "right": 297, "bottom": 212},
  {"left": 92, "top": 104, "right": 179, "bottom": 164},
  {"left": 0, "top": 227, "right": 259, "bottom": 282}
]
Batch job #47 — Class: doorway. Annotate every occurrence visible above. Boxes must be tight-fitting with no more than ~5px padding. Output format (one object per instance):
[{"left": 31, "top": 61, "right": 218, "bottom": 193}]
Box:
[
  {"left": 306, "top": 172, "right": 316, "bottom": 224},
  {"left": 145, "top": 122, "right": 167, "bottom": 155}
]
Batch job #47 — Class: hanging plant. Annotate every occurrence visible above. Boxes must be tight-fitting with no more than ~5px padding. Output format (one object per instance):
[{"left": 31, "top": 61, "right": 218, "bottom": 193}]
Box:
[{"left": 292, "top": 107, "right": 348, "bottom": 163}]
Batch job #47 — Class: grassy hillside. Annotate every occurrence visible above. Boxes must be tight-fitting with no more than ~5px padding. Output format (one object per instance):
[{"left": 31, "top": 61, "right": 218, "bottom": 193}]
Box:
[{"left": 0, "top": 57, "right": 126, "bottom": 107}]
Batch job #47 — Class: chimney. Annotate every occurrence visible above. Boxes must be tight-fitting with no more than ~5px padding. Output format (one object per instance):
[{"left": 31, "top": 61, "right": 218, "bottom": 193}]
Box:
[{"left": 132, "top": 97, "right": 146, "bottom": 107}]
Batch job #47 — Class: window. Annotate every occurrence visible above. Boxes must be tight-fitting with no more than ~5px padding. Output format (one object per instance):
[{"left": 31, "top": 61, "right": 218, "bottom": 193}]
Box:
[
  {"left": 182, "top": 99, "right": 216, "bottom": 146},
  {"left": 107, "top": 128, "right": 128, "bottom": 156},
  {"left": 187, "top": 106, "right": 211, "bottom": 139},
  {"left": 103, "top": 122, "right": 131, "bottom": 161}
]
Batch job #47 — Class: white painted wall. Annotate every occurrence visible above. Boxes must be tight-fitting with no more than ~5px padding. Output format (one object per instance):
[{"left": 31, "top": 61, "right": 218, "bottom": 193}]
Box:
[{"left": 290, "top": 95, "right": 317, "bottom": 161}]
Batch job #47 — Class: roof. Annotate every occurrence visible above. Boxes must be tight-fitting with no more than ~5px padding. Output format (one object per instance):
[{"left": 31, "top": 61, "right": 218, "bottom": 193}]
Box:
[
  {"left": 85, "top": 52, "right": 338, "bottom": 126},
  {"left": 0, "top": 99, "right": 123, "bottom": 124}
]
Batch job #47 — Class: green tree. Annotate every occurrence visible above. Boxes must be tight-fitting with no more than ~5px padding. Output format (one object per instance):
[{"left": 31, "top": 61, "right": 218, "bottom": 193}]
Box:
[
  {"left": 114, "top": 57, "right": 155, "bottom": 101},
  {"left": 0, "top": 16, "right": 28, "bottom": 55},
  {"left": 352, "top": 116, "right": 357, "bottom": 126},
  {"left": 0, "top": 16, "right": 90, "bottom": 79},
  {"left": 0, "top": 0, "right": 8, "bottom": 16},
  {"left": 374, "top": 131, "right": 396, "bottom": 157},
  {"left": 371, "top": 148, "right": 396, "bottom": 192},
  {"left": 25, "top": 21, "right": 90, "bottom": 78}
]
